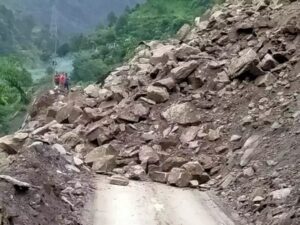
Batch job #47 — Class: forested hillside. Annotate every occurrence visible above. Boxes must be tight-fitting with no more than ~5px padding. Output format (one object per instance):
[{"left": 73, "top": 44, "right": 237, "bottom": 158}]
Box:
[
  {"left": 70, "top": 0, "right": 217, "bottom": 82},
  {"left": 0, "top": 0, "right": 145, "bottom": 34},
  {"left": 0, "top": 4, "right": 50, "bottom": 134},
  {"left": 0, "top": 5, "right": 52, "bottom": 56}
]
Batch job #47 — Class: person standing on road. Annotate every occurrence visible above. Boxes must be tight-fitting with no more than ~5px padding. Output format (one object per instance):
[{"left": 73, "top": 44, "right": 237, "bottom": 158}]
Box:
[
  {"left": 59, "top": 73, "right": 66, "bottom": 90},
  {"left": 64, "top": 73, "right": 70, "bottom": 91}
]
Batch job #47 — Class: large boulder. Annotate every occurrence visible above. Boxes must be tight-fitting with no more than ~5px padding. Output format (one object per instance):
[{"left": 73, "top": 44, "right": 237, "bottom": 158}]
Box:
[
  {"left": 98, "top": 88, "right": 113, "bottom": 102},
  {"left": 55, "top": 104, "right": 83, "bottom": 124},
  {"left": 270, "top": 188, "right": 292, "bottom": 201},
  {"left": 171, "top": 60, "right": 199, "bottom": 81},
  {"left": 0, "top": 151, "right": 9, "bottom": 171},
  {"left": 139, "top": 145, "right": 160, "bottom": 164},
  {"left": 149, "top": 171, "right": 169, "bottom": 183},
  {"left": 13, "top": 133, "right": 28, "bottom": 142},
  {"left": 208, "top": 128, "right": 221, "bottom": 141},
  {"left": 150, "top": 45, "right": 175, "bottom": 66},
  {"left": 168, "top": 168, "right": 192, "bottom": 187},
  {"left": 118, "top": 109, "right": 140, "bottom": 123},
  {"left": 84, "top": 108, "right": 103, "bottom": 121},
  {"left": 52, "top": 144, "right": 67, "bottom": 155},
  {"left": 85, "top": 144, "right": 118, "bottom": 172},
  {"left": 182, "top": 161, "right": 204, "bottom": 177},
  {"left": 259, "top": 54, "right": 278, "bottom": 71},
  {"left": 146, "top": 86, "right": 170, "bottom": 103},
  {"left": 55, "top": 105, "right": 71, "bottom": 123},
  {"left": 162, "top": 156, "right": 189, "bottom": 172},
  {"left": 61, "top": 132, "right": 81, "bottom": 148},
  {"left": 92, "top": 155, "right": 116, "bottom": 172},
  {"left": 85, "top": 124, "right": 114, "bottom": 146},
  {"left": 180, "top": 126, "right": 200, "bottom": 144},
  {"left": 182, "top": 161, "right": 207, "bottom": 183},
  {"left": 125, "top": 165, "right": 147, "bottom": 181},
  {"left": 68, "top": 106, "right": 83, "bottom": 124},
  {"left": 153, "top": 77, "right": 176, "bottom": 90},
  {"left": 84, "top": 85, "right": 100, "bottom": 98},
  {"left": 132, "top": 103, "right": 150, "bottom": 118},
  {"left": 279, "top": 11, "right": 300, "bottom": 34},
  {"left": 175, "top": 44, "right": 201, "bottom": 60},
  {"left": 195, "top": 18, "right": 209, "bottom": 31},
  {"left": 46, "top": 106, "right": 60, "bottom": 119},
  {"left": 176, "top": 24, "right": 191, "bottom": 41},
  {"left": 255, "top": 73, "right": 276, "bottom": 87},
  {"left": 162, "top": 102, "right": 201, "bottom": 125},
  {"left": 85, "top": 144, "right": 118, "bottom": 164},
  {"left": 228, "top": 48, "right": 264, "bottom": 79},
  {"left": 240, "top": 135, "right": 261, "bottom": 167},
  {"left": 85, "top": 122, "right": 104, "bottom": 142},
  {"left": 0, "top": 135, "right": 18, "bottom": 154}
]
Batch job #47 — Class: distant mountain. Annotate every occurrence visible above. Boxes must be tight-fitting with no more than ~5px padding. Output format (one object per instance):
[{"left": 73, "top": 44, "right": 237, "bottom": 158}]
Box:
[
  {"left": 0, "top": 4, "right": 51, "bottom": 55},
  {"left": 0, "top": 0, "right": 145, "bottom": 35}
]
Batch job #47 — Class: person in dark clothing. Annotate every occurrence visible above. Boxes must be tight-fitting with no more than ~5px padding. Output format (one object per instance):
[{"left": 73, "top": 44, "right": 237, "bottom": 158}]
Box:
[{"left": 64, "top": 73, "right": 70, "bottom": 91}]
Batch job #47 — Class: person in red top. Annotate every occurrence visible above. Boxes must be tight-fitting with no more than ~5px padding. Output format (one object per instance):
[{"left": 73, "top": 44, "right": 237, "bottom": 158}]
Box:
[{"left": 59, "top": 73, "right": 66, "bottom": 90}]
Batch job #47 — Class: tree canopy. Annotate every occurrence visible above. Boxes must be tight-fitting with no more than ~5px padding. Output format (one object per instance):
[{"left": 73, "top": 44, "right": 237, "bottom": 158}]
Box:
[
  {"left": 0, "top": 56, "right": 32, "bottom": 133},
  {"left": 70, "top": 0, "right": 217, "bottom": 83}
]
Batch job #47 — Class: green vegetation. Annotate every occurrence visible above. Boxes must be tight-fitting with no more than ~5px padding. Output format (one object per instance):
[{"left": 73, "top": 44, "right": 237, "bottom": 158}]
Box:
[
  {"left": 0, "top": 5, "right": 53, "bottom": 61},
  {"left": 70, "top": 0, "right": 216, "bottom": 83},
  {"left": 0, "top": 56, "right": 32, "bottom": 134},
  {"left": 0, "top": 4, "right": 54, "bottom": 135}
]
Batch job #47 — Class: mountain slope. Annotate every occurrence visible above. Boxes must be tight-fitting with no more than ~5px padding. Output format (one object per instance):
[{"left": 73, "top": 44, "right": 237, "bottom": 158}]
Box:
[
  {"left": 0, "top": 4, "right": 51, "bottom": 55},
  {"left": 0, "top": 0, "right": 145, "bottom": 34}
]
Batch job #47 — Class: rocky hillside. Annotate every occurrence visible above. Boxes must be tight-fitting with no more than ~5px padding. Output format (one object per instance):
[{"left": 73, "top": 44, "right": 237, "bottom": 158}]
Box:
[{"left": 0, "top": 0, "right": 300, "bottom": 224}]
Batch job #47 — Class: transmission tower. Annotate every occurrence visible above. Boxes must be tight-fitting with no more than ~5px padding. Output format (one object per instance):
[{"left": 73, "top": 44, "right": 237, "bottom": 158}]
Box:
[{"left": 50, "top": 3, "right": 58, "bottom": 57}]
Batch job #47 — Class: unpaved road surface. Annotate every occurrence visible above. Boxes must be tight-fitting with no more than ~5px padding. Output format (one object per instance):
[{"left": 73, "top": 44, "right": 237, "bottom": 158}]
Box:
[{"left": 92, "top": 176, "right": 236, "bottom": 225}]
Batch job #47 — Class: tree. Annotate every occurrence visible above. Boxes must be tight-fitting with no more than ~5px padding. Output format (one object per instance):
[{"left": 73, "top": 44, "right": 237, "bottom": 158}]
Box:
[
  {"left": 107, "top": 11, "right": 118, "bottom": 27},
  {"left": 115, "top": 14, "right": 128, "bottom": 33},
  {"left": 72, "top": 53, "right": 110, "bottom": 82},
  {"left": 57, "top": 43, "right": 70, "bottom": 57},
  {"left": 70, "top": 34, "right": 90, "bottom": 52},
  {"left": 0, "top": 57, "right": 32, "bottom": 103},
  {"left": 125, "top": 5, "right": 131, "bottom": 14}
]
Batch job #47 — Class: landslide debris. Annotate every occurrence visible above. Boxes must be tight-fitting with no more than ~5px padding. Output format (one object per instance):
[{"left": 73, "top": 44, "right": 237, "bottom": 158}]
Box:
[
  {"left": 0, "top": 0, "right": 299, "bottom": 224},
  {"left": 0, "top": 92, "right": 93, "bottom": 225}
]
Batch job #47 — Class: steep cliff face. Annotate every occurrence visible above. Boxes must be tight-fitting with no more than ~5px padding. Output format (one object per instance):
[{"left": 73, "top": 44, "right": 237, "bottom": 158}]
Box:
[{"left": 0, "top": 0, "right": 145, "bottom": 34}]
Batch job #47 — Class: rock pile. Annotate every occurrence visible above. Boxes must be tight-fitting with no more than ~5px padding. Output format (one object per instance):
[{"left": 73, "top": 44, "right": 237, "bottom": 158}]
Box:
[{"left": 0, "top": 0, "right": 299, "bottom": 224}]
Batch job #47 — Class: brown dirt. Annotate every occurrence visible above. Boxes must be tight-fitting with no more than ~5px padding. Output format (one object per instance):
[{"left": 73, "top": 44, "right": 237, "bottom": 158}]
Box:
[
  {"left": 0, "top": 91, "right": 93, "bottom": 225},
  {"left": 0, "top": 142, "right": 93, "bottom": 225}
]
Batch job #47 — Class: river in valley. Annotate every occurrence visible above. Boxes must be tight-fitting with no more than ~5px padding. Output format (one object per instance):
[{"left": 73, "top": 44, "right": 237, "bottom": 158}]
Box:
[{"left": 28, "top": 56, "right": 74, "bottom": 81}]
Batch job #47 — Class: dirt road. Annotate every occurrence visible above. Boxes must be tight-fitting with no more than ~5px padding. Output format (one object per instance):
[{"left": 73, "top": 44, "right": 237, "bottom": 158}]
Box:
[{"left": 91, "top": 176, "right": 237, "bottom": 225}]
